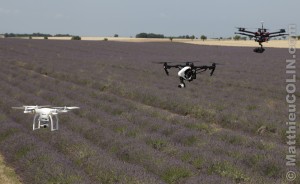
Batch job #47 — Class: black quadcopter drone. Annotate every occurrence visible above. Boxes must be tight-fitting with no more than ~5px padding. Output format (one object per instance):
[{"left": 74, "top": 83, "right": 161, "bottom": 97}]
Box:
[
  {"left": 235, "top": 21, "right": 288, "bottom": 53},
  {"left": 155, "top": 61, "right": 217, "bottom": 88}
]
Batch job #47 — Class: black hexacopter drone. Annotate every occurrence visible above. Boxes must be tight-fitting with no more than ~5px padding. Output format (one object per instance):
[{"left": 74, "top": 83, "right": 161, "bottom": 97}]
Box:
[
  {"left": 235, "top": 21, "right": 288, "bottom": 53},
  {"left": 156, "top": 61, "right": 217, "bottom": 88}
]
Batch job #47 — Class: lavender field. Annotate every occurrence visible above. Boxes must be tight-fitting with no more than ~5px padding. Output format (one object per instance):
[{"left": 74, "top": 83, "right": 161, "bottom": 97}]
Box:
[{"left": 0, "top": 38, "right": 299, "bottom": 184}]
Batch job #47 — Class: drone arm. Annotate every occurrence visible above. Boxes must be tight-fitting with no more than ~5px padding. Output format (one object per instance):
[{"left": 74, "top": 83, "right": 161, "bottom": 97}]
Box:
[
  {"left": 235, "top": 32, "right": 255, "bottom": 38},
  {"left": 209, "top": 66, "right": 216, "bottom": 76},
  {"left": 236, "top": 29, "right": 256, "bottom": 34},
  {"left": 163, "top": 64, "right": 184, "bottom": 75},
  {"left": 195, "top": 66, "right": 208, "bottom": 73},
  {"left": 194, "top": 65, "right": 216, "bottom": 76},
  {"left": 166, "top": 64, "right": 184, "bottom": 69},
  {"left": 268, "top": 30, "right": 286, "bottom": 35},
  {"left": 268, "top": 33, "right": 289, "bottom": 38},
  {"left": 196, "top": 69, "right": 207, "bottom": 74}
]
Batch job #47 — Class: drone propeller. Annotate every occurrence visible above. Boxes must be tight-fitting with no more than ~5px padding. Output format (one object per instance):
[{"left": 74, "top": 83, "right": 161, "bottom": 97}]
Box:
[
  {"left": 51, "top": 106, "right": 79, "bottom": 113},
  {"left": 65, "top": 106, "right": 80, "bottom": 110},
  {"left": 52, "top": 106, "right": 80, "bottom": 110},
  {"left": 152, "top": 61, "right": 174, "bottom": 64},
  {"left": 12, "top": 105, "right": 51, "bottom": 110},
  {"left": 210, "top": 62, "right": 224, "bottom": 65},
  {"left": 12, "top": 107, "right": 26, "bottom": 110},
  {"left": 153, "top": 60, "right": 202, "bottom": 64},
  {"left": 235, "top": 27, "right": 246, "bottom": 31}
]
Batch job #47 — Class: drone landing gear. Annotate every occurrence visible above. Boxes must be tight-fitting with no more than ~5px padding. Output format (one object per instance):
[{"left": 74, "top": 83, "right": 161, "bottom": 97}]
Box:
[
  {"left": 178, "top": 77, "right": 186, "bottom": 88},
  {"left": 33, "top": 114, "right": 59, "bottom": 131},
  {"left": 253, "top": 47, "right": 265, "bottom": 53},
  {"left": 178, "top": 83, "right": 186, "bottom": 88},
  {"left": 254, "top": 43, "right": 265, "bottom": 53}
]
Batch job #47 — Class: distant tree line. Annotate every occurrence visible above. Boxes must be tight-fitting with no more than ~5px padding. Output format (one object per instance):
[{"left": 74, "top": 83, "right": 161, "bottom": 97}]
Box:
[
  {"left": 3, "top": 33, "right": 74, "bottom": 38},
  {"left": 54, "top": 34, "right": 72, "bottom": 37},
  {"left": 136, "top": 33, "right": 164, "bottom": 38},
  {"left": 4, "top": 33, "right": 52, "bottom": 38},
  {"left": 233, "top": 35, "right": 248, "bottom": 40},
  {"left": 136, "top": 33, "right": 201, "bottom": 40},
  {"left": 176, "top": 35, "right": 196, "bottom": 39}
]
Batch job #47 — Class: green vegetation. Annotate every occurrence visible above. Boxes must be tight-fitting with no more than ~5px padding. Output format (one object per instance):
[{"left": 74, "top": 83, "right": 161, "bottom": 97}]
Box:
[
  {"left": 162, "top": 167, "right": 191, "bottom": 184},
  {"left": 185, "top": 123, "right": 212, "bottom": 133},
  {"left": 181, "top": 135, "right": 198, "bottom": 146},
  {"left": 146, "top": 139, "right": 167, "bottom": 151},
  {"left": 262, "top": 162, "right": 282, "bottom": 178},
  {"left": 0, "top": 155, "right": 21, "bottom": 184},
  {"left": 15, "top": 146, "right": 32, "bottom": 159},
  {"left": 208, "top": 161, "right": 249, "bottom": 182},
  {"left": 221, "top": 134, "right": 246, "bottom": 145},
  {"left": 54, "top": 34, "right": 72, "bottom": 37},
  {"left": 200, "top": 35, "right": 207, "bottom": 41},
  {"left": 0, "top": 128, "right": 19, "bottom": 142},
  {"left": 4, "top": 32, "right": 52, "bottom": 38},
  {"left": 136, "top": 33, "right": 164, "bottom": 38},
  {"left": 233, "top": 35, "right": 241, "bottom": 40},
  {"left": 243, "top": 154, "right": 263, "bottom": 168},
  {"left": 192, "top": 157, "right": 204, "bottom": 169},
  {"left": 71, "top": 36, "right": 81, "bottom": 40}
]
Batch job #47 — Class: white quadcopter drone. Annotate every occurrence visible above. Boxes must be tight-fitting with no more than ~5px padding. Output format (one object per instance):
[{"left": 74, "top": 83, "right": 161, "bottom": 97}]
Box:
[{"left": 12, "top": 105, "right": 80, "bottom": 131}]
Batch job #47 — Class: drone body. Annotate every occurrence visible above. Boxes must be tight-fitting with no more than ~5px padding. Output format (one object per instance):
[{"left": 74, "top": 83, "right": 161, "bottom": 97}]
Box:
[
  {"left": 235, "top": 21, "right": 288, "bottom": 53},
  {"left": 158, "top": 61, "right": 216, "bottom": 88},
  {"left": 12, "top": 105, "right": 79, "bottom": 131}
]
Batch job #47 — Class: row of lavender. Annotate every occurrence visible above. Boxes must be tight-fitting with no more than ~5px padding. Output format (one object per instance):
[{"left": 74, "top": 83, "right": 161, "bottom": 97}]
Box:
[
  {"left": 0, "top": 39, "right": 299, "bottom": 183},
  {"left": 0, "top": 54, "right": 290, "bottom": 183}
]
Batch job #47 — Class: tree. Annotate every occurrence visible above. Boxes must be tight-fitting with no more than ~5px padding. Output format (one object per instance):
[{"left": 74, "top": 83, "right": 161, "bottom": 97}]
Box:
[
  {"left": 190, "top": 35, "right": 195, "bottom": 40},
  {"left": 136, "top": 33, "right": 164, "bottom": 38},
  {"left": 233, "top": 35, "right": 241, "bottom": 40},
  {"left": 169, "top": 37, "right": 173, "bottom": 42},
  {"left": 71, "top": 36, "right": 81, "bottom": 40},
  {"left": 200, "top": 35, "right": 207, "bottom": 41},
  {"left": 114, "top": 34, "right": 119, "bottom": 37},
  {"left": 298, "top": 36, "right": 300, "bottom": 40},
  {"left": 136, "top": 33, "right": 148, "bottom": 38}
]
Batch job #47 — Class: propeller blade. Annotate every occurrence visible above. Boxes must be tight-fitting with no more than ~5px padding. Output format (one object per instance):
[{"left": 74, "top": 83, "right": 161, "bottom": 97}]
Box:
[
  {"left": 38, "top": 105, "right": 52, "bottom": 107},
  {"left": 52, "top": 106, "right": 79, "bottom": 110},
  {"left": 12, "top": 107, "right": 25, "bottom": 109},
  {"left": 66, "top": 107, "right": 80, "bottom": 110},
  {"left": 152, "top": 61, "right": 174, "bottom": 64},
  {"left": 210, "top": 62, "right": 225, "bottom": 65},
  {"left": 21, "top": 105, "right": 51, "bottom": 108}
]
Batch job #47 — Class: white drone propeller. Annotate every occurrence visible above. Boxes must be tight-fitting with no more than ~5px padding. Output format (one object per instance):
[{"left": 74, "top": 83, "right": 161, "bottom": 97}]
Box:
[{"left": 12, "top": 105, "right": 51, "bottom": 109}]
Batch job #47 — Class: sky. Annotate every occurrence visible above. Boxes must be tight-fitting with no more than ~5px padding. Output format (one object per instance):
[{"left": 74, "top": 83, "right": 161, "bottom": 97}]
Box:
[{"left": 0, "top": 0, "right": 299, "bottom": 38}]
